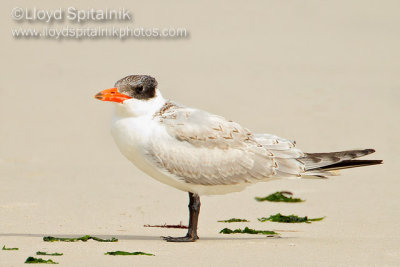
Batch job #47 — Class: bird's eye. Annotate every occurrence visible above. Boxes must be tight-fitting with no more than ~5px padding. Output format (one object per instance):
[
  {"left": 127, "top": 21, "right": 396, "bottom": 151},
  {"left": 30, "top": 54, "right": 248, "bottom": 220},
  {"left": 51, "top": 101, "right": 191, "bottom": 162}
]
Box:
[{"left": 135, "top": 85, "right": 144, "bottom": 93}]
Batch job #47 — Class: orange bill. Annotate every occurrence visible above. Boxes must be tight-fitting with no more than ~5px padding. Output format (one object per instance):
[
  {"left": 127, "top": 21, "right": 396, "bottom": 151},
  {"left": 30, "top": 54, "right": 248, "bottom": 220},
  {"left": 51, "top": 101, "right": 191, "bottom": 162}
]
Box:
[{"left": 94, "top": 88, "right": 132, "bottom": 103}]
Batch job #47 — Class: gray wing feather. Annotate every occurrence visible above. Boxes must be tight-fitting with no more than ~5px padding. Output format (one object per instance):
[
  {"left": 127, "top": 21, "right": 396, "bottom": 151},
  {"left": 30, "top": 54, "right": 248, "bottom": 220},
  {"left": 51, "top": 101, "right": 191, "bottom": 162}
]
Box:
[{"left": 148, "top": 102, "right": 306, "bottom": 185}]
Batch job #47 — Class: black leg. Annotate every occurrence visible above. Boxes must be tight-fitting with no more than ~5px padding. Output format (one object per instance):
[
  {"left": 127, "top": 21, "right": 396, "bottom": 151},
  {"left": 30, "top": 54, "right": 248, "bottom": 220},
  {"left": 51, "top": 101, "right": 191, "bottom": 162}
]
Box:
[{"left": 163, "top": 192, "right": 201, "bottom": 242}]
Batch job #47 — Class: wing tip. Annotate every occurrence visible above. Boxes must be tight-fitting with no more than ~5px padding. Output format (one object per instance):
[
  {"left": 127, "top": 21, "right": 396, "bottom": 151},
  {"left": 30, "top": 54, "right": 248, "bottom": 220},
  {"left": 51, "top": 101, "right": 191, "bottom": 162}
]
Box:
[{"left": 364, "top": 148, "right": 376, "bottom": 155}]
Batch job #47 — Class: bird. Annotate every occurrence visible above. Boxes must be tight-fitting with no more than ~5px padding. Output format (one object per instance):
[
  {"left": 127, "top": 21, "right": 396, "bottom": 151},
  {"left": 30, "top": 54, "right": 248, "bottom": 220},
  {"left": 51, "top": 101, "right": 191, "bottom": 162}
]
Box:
[{"left": 94, "top": 74, "right": 382, "bottom": 242}]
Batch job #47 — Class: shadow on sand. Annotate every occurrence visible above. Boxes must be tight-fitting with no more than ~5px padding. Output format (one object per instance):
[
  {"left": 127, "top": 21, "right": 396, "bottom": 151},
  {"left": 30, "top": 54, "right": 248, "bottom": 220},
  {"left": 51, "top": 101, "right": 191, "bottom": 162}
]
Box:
[{"left": 0, "top": 232, "right": 289, "bottom": 241}]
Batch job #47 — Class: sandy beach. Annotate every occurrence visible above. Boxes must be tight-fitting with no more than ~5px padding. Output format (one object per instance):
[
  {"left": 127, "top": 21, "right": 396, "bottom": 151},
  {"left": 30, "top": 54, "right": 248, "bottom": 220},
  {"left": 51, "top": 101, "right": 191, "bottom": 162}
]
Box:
[{"left": 1, "top": 1, "right": 399, "bottom": 266}]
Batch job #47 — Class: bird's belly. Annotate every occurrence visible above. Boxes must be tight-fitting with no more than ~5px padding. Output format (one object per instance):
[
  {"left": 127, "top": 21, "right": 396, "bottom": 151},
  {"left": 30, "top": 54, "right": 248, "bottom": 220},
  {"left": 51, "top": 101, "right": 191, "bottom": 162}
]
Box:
[
  {"left": 111, "top": 117, "right": 159, "bottom": 175},
  {"left": 110, "top": 117, "right": 253, "bottom": 195},
  {"left": 110, "top": 117, "right": 193, "bottom": 191}
]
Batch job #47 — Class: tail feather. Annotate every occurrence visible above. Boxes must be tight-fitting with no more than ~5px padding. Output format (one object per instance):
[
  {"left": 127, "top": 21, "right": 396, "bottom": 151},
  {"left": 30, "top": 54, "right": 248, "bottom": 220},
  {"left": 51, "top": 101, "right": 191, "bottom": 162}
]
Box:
[
  {"left": 315, "top": 159, "right": 383, "bottom": 171},
  {"left": 301, "top": 149, "right": 377, "bottom": 171},
  {"left": 299, "top": 149, "right": 382, "bottom": 178}
]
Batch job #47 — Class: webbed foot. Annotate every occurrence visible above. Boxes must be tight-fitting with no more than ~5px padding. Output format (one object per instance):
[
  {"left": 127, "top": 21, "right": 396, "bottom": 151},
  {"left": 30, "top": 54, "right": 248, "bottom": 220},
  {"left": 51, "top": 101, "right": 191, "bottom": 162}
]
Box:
[{"left": 162, "top": 234, "right": 199, "bottom": 242}]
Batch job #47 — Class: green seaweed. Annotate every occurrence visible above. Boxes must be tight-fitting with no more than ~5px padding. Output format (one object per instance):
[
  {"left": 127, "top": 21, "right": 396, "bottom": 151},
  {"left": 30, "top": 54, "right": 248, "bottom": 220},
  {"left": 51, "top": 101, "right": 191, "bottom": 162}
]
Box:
[
  {"left": 25, "top": 257, "right": 58, "bottom": 264},
  {"left": 217, "top": 218, "right": 249, "bottom": 223},
  {"left": 2, "top": 245, "right": 19, "bottom": 250},
  {"left": 43, "top": 235, "right": 118, "bottom": 242},
  {"left": 258, "top": 213, "right": 325, "bottom": 223},
  {"left": 105, "top": 251, "right": 155, "bottom": 256},
  {"left": 255, "top": 191, "right": 304, "bottom": 202},
  {"left": 219, "top": 227, "right": 278, "bottom": 236},
  {"left": 36, "top": 251, "right": 63, "bottom": 256}
]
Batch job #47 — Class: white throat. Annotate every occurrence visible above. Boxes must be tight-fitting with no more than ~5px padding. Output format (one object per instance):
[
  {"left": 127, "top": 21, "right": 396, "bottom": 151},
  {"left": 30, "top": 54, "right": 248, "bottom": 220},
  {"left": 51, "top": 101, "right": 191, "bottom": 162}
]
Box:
[{"left": 113, "top": 89, "right": 166, "bottom": 118}]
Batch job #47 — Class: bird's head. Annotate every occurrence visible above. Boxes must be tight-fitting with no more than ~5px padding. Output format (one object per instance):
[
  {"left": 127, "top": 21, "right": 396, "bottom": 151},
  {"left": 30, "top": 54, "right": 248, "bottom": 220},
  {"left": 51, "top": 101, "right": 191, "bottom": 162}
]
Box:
[{"left": 95, "top": 75, "right": 165, "bottom": 116}]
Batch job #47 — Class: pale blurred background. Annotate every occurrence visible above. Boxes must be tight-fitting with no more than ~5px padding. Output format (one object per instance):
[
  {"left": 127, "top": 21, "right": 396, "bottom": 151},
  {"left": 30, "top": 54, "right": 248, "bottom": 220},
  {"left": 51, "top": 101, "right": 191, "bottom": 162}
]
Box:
[{"left": 0, "top": 1, "right": 399, "bottom": 266}]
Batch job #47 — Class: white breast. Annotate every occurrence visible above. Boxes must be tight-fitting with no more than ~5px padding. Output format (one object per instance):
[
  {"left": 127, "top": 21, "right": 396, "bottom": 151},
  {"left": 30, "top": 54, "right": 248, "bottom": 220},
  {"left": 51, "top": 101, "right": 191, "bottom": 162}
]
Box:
[
  {"left": 110, "top": 114, "right": 250, "bottom": 195},
  {"left": 110, "top": 114, "right": 192, "bottom": 190}
]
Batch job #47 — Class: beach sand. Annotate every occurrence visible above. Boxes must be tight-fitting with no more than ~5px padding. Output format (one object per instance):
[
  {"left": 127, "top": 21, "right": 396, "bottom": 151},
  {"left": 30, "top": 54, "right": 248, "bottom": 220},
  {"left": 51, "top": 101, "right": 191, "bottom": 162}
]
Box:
[{"left": 1, "top": 1, "right": 399, "bottom": 266}]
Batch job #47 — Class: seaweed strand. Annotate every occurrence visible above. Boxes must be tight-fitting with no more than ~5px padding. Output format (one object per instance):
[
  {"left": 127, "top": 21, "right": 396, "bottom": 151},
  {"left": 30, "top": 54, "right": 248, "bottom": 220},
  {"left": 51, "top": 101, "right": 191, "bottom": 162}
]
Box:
[
  {"left": 219, "top": 227, "right": 278, "bottom": 236},
  {"left": 255, "top": 191, "right": 304, "bottom": 202},
  {"left": 2, "top": 245, "right": 19, "bottom": 250},
  {"left": 105, "top": 251, "right": 154, "bottom": 256},
  {"left": 258, "top": 213, "right": 325, "bottom": 223},
  {"left": 36, "top": 251, "right": 63, "bottom": 256},
  {"left": 217, "top": 218, "right": 249, "bottom": 223},
  {"left": 25, "top": 257, "right": 58, "bottom": 264},
  {"left": 43, "top": 235, "right": 118, "bottom": 242}
]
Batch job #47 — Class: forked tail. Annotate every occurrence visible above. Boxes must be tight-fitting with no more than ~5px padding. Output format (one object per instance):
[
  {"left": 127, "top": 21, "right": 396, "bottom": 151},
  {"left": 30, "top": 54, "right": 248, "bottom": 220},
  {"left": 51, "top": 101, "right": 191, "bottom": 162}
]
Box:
[{"left": 299, "top": 149, "right": 382, "bottom": 177}]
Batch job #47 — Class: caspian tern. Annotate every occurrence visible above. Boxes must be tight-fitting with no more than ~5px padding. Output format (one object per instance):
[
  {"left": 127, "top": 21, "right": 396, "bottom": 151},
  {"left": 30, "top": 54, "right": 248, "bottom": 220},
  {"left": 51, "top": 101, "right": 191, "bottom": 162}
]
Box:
[{"left": 95, "top": 75, "right": 382, "bottom": 242}]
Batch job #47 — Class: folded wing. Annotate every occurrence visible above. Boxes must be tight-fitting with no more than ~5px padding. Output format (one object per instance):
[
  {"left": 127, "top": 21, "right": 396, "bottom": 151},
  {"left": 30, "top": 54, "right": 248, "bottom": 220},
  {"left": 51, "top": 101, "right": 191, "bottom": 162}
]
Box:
[{"left": 147, "top": 102, "right": 307, "bottom": 185}]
